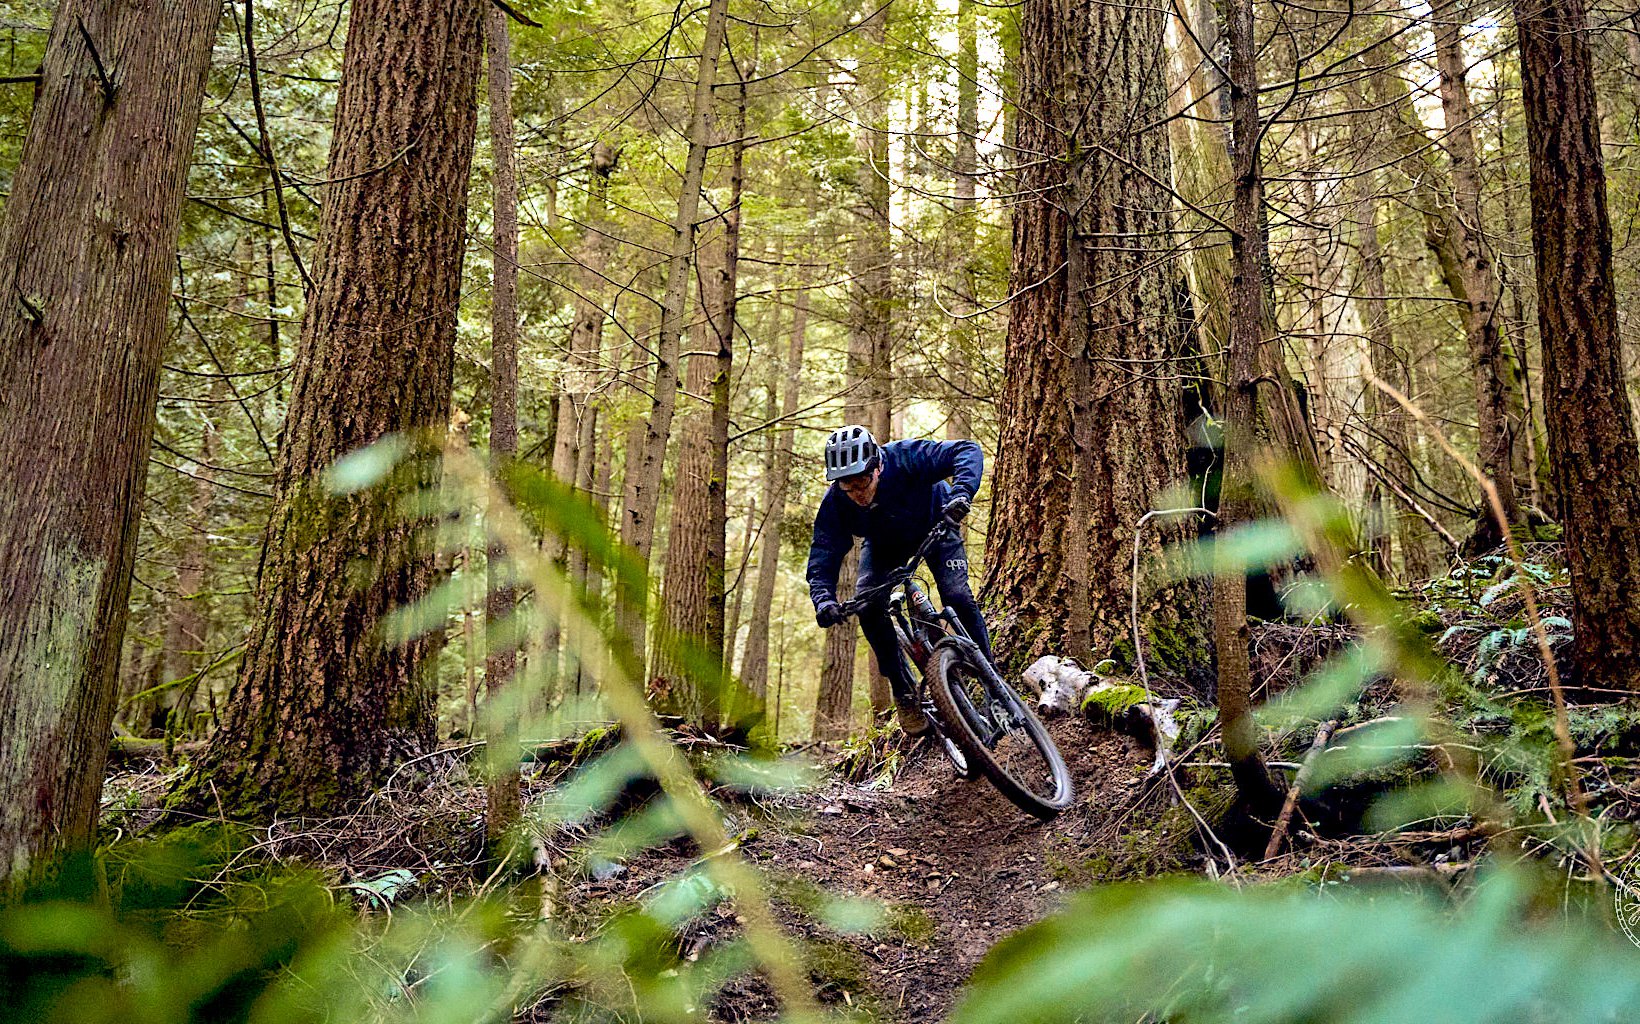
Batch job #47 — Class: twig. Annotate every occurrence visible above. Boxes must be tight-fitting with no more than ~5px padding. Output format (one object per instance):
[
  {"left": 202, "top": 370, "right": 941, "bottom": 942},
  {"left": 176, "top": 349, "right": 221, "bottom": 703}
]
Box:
[
  {"left": 1263, "top": 718, "right": 1337, "bottom": 860},
  {"left": 491, "top": 0, "right": 543, "bottom": 27},
  {"left": 240, "top": 0, "right": 312, "bottom": 292},
  {"left": 76, "top": 17, "right": 116, "bottom": 105}
]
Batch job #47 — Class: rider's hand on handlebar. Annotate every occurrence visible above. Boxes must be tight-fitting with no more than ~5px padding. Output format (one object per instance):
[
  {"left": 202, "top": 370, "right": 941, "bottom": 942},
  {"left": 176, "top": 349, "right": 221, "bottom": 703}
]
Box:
[
  {"left": 942, "top": 495, "right": 972, "bottom": 522},
  {"left": 815, "top": 598, "right": 846, "bottom": 628}
]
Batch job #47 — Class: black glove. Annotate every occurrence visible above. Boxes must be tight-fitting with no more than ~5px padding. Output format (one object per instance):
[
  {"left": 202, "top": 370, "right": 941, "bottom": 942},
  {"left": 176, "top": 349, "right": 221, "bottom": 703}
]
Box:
[
  {"left": 815, "top": 598, "right": 846, "bottom": 628},
  {"left": 942, "top": 494, "right": 972, "bottom": 522}
]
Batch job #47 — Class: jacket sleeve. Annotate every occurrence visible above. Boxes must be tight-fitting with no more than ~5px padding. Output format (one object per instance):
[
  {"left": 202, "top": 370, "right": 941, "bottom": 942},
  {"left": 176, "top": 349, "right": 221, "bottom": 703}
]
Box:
[
  {"left": 806, "top": 490, "right": 849, "bottom": 607},
  {"left": 896, "top": 438, "right": 984, "bottom": 500}
]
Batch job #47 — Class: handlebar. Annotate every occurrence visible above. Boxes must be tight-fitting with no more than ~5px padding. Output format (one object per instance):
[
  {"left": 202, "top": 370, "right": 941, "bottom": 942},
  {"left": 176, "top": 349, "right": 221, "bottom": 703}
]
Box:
[{"left": 834, "top": 516, "right": 958, "bottom": 621}]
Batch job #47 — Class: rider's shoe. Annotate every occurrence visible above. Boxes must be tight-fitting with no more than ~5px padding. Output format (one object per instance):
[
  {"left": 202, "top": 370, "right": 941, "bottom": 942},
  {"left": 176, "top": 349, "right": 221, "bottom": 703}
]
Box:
[{"left": 895, "top": 700, "right": 931, "bottom": 737}]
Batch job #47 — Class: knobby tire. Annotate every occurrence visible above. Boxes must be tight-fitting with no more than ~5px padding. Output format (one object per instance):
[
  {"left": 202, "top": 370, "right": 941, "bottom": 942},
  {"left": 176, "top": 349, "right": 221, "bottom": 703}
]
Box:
[{"left": 927, "top": 644, "right": 1074, "bottom": 819}]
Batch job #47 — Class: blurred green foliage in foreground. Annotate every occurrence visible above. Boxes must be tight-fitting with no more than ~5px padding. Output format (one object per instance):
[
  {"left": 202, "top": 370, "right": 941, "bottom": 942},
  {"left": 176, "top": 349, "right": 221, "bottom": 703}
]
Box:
[{"left": 8, "top": 832, "right": 1640, "bottom": 1023}]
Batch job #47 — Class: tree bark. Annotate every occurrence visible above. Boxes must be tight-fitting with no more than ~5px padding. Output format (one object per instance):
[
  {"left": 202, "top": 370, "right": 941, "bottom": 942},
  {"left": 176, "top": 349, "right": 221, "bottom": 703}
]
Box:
[
  {"left": 1344, "top": 77, "right": 1437, "bottom": 582},
  {"left": 1216, "top": 0, "right": 1283, "bottom": 812},
  {"left": 740, "top": 261, "right": 812, "bottom": 701},
  {"left": 652, "top": 77, "right": 744, "bottom": 726},
  {"left": 981, "top": 0, "right": 1209, "bottom": 676},
  {"left": 483, "top": 4, "right": 522, "bottom": 854},
  {"left": 617, "top": 0, "right": 732, "bottom": 658},
  {"left": 1433, "top": 8, "right": 1524, "bottom": 548},
  {"left": 849, "top": 4, "right": 895, "bottom": 715},
  {"left": 945, "top": 0, "right": 979, "bottom": 445},
  {"left": 0, "top": 0, "right": 220, "bottom": 882},
  {"left": 177, "top": 0, "right": 483, "bottom": 819},
  {"left": 1515, "top": 0, "right": 1640, "bottom": 688},
  {"left": 149, "top": 414, "right": 219, "bottom": 740}
]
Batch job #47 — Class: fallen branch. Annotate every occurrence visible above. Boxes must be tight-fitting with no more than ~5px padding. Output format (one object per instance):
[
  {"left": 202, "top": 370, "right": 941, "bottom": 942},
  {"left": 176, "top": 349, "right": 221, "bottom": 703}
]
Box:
[
  {"left": 109, "top": 734, "right": 204, "bottom": 764},
  {"left": 1263, "top": 718, "right": 1337, "bottom": 860}
]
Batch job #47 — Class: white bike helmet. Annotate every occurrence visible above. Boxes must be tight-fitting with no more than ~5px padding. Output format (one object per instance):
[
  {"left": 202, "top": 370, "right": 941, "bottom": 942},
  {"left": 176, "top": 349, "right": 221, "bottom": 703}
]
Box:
[{"left": 824, "top": 425, "right": 879, "bottom": 481}]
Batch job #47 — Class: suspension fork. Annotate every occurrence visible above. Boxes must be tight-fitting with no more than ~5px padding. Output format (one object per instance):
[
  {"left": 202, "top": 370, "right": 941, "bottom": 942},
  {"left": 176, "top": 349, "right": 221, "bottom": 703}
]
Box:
[{"left": 936, "top": 633, "right": 1029, "bottom": 725}]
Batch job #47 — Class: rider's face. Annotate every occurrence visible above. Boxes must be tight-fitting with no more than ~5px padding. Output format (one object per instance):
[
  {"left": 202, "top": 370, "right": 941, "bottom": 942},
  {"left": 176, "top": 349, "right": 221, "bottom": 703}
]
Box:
[{"left": 837, "top": 465, "right": 880, "bottom": 507}]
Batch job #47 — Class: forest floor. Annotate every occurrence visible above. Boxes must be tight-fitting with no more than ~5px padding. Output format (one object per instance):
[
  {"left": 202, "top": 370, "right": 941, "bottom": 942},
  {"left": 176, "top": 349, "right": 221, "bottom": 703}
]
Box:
[
  {"left": 103, "top": 713, "right": 1168, "bottom": 1021},
  {"left": 103, "top": 540, "right": 1640, "bottom": 1021},
  {"left": 541, "top": 717, "right": 1160, "bottom": 1021}
]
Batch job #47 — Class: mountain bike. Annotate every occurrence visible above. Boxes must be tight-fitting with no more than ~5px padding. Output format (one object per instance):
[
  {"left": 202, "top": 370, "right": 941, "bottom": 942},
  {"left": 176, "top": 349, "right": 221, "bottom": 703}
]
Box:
[{"left": 837, "top": 518, "right": 1075, "bottom": 819}]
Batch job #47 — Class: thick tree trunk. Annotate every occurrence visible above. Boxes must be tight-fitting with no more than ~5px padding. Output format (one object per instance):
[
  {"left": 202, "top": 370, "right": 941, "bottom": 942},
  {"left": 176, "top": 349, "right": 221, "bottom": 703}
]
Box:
[
  {"left": 1216, "top": 0, "right": 1283, "bottom": 812},
  {"left": 1515, "top": 0, "right": 1640, "bottom": 688},
  {"left": 617, "top": 0, "right": 731, "bottom": 657},
  {"left": 1433, "top": 9, "right": 1524, "bottom": 548},
  {"left": 178, "top": 0, "right": 483, "bottom": 819},
  {"left": 740, "top": 268, "right": 811, "bottom": 700},
  {"left": 981, "top": 0, "right": 1208, "bottom": 676},
  {"left": 483, "top": 5, "right": 522, "bottom": 853},
  {"left": 652, "top": 86, "right": 743, "bottom": 726},
  {"left": 0, "top": 0, "right": 220, "bottom": 882}
]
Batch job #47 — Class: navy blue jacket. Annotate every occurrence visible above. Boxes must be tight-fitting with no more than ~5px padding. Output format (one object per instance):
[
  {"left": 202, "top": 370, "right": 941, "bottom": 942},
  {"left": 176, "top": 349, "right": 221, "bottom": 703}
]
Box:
[{"left": 806, "top": 438, "right": 984, "bottom": 607}]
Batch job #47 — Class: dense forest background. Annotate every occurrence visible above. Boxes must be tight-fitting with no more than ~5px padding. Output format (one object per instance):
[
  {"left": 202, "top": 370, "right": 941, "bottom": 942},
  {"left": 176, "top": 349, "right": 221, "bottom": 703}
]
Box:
[
  {"left": 8, "top": 0, "right": 1640, "bottom": 1016},
  {"left": 10, "top": 0, "right": 1640, "bottom": 748}
]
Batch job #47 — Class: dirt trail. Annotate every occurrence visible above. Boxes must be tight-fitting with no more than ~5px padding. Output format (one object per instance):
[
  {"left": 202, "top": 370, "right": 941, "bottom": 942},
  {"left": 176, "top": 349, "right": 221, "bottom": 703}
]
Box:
[{"left": 747, "top": 717, "right": 1147, "bottom": 1020}]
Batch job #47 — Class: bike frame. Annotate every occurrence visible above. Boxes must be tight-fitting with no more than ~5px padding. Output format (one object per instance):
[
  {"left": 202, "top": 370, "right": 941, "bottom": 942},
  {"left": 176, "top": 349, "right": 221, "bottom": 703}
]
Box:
[{"left": 844, "top": 519, "right": 1028, "bottom": 751}]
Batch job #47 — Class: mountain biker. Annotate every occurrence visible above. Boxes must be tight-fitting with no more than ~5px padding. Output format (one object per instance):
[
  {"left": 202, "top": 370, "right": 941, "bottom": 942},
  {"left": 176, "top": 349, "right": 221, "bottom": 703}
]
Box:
[{"left": 807, "top": 425, "right": 992, "bottom": 737}]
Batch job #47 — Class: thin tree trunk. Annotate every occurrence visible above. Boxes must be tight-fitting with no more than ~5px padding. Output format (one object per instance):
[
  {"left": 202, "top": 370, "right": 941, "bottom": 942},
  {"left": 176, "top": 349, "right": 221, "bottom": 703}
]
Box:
[
  {"left": 617, "top": 0, "right": 732, "bottom": 658},
  {"left": 1493, "top": 140, "right": 1545, "bottom": 511},
  {"left": 724, "top": 496, "right": 758, "bottom": 674},
  {"left": 150, "top": 415, "right": 219, "bottom": 740},
  {"left": 553, "top": 143, "right": 619, "bottom": 696},
  {"left": 813, "top": 548, "right": 861, "bottom": 740},
  {"left": 946, "top": 0, "right": 978, "bottom": 444},
  {"left": 652, "top": 64, "right": 744, "bottom": 726},
  {"left": 851, "top": 4, "right": 895, "bottom": 716},
  {"left": 1433, "top": 7, "right": 1524, "bottom": 548},
  {"left": 1344, "top": 78, "right": 1437, "bottom": 582},
  {"left": 0, "top": 0, "right": 221, "bottom": 882},
  {"left": 177, "top": 0, "right": 483, "bottom": 819},
  {"left": 483, "top": 4, "right": 522, "bottom": 854},
  {"left": 1217, "top": 0, "right": 1283, "bottom": 812},
  {"left": 741, "top": 261, "right": 811, "bottom": 700},
  {"left": 1515, "top": 0, "right": 1640, "bottom": 688}
]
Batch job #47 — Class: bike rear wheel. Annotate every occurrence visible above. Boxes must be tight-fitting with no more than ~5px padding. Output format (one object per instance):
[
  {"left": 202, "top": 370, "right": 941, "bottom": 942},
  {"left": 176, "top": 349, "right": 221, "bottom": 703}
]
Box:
[{"left": 927, "top": 644, "right": 1074, "bottom": 819}]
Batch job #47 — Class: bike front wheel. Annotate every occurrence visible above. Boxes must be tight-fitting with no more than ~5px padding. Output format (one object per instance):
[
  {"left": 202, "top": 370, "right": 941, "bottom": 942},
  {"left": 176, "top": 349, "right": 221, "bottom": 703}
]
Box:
[{"left": 927, "top": 644, "right": 1074, "bottom": 819}]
